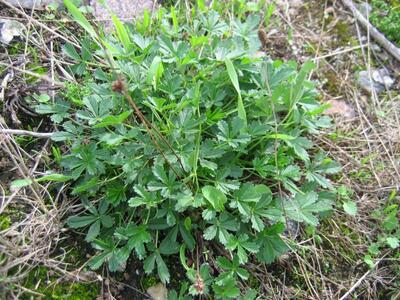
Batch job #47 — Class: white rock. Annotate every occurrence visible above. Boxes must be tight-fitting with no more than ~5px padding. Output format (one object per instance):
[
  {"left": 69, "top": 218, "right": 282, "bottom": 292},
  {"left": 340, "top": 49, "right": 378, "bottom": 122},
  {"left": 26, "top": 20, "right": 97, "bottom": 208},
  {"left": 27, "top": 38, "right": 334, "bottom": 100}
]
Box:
[
  {"left": 358, "top": 69, "right": 395, "bottom": 94},
  {"left": 0, "top": 19, "right": 25, "bottom": 44},
  {"left": 6, "top": 0, "right": 63, "bottom": 10},
  {"left": 371, "top": 69, "right": 394, "bottom": 88}
]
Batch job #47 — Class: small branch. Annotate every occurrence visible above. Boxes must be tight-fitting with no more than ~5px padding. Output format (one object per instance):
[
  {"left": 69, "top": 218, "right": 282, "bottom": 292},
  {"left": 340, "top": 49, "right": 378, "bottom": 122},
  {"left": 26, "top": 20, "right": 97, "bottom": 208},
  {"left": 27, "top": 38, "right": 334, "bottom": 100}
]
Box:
[
  {"left": 342, "top": 0, "right": 400, "bottom": 62},
  {"left": 0, "top": 129, "right": 54, "bottom": 138},
  {"left": 338, "top": 254, "right": 385, "bottom": 300},
  {"left": 0, "top": 62, "right": 65, "bottom": 87}
]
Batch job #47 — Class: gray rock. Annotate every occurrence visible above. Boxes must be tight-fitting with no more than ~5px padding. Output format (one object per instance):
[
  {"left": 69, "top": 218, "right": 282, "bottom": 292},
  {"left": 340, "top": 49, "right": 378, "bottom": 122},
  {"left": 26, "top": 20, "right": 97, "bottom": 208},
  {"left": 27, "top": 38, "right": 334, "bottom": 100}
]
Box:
[
  {"left": 358, "top": 69, "right": 395, "bottom": 94},
  {"left": 0, "top": 19, "right": 25, "bottom": 44},
  {"left": 284, "top": 219, "right": 300, "bottom": 239},
  {"left": 5, "top": 0, "right": 63, "bottom": 10},
  {"left": 91, "top": 0, "right": 155, "bottom": 27},
  {"left": 372, "top": 69, "right": 394, "bottom": 87}
]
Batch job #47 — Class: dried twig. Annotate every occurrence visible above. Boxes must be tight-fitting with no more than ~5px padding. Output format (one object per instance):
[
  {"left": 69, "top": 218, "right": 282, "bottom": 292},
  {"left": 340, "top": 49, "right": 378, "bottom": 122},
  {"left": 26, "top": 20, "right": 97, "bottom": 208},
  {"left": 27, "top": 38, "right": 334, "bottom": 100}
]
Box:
[{"left": 0, "top": 129, "right": 54, "bottom": 138}]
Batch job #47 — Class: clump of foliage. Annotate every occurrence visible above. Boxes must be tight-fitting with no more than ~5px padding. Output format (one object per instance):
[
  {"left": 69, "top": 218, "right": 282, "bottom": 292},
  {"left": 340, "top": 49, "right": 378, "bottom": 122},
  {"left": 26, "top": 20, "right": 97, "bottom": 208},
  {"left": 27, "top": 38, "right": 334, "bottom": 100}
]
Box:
[
  {"left": 36, "top": 0, "right": 340, "bottom": 297},
  {"left": 370, "top": 0, "right": 400, "bottom": 46},
  {"left": 365, "top": 191, "right": 400, "bottom": 269}
]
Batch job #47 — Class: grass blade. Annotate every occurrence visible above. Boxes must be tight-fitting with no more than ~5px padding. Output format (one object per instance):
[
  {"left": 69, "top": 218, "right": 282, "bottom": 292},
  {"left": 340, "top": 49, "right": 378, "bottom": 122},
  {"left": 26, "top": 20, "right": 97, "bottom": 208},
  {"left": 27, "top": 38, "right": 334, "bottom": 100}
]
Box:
[
  {"left": 111, "top": 14, "right": 132, "bottom": 52},
  {"left": 63, "top": 0, "right": 97, "bottom": 39},
  {"left": 224, "top": 57, "right": 247, "bottom": 126}
]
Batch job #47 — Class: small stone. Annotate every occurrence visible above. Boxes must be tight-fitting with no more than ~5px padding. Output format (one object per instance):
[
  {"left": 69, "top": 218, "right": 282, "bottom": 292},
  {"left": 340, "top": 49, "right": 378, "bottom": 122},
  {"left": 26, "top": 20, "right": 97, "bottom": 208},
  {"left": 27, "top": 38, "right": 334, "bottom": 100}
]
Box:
[
  {"left": 324, "top": 99, "right": 356, "bottom": 119},
  {"left": 91, "top": 0, "right": 155, "bottom": 30},
  {"left": 6, "top": 0, "right": 63, "bottom": 10},
  {"left": 358, "top": 69, "right": 395, "bottom": 94},
  {"left": 0, "top": 19, "right": 25, "bottom": 44},
  {"left": 253, "top": 51, "right": 266, "bottom": 58},
  {"left": 283, "top": 219, "right": 300, "bottom": 239},
  {"left": 291, "top": 0, "right": 304, "bottom": 8},
  {"left": 371, "top": 69, "right": 394, "bottom": 88},
  {"left": 147, "top": 283, "right": 168, "bottom": 300}
]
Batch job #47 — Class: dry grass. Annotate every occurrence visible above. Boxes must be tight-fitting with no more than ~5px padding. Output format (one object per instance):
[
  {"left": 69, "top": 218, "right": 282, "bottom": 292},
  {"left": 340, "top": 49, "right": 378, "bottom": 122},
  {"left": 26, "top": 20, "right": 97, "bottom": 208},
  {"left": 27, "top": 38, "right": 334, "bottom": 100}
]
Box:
[{"left": 0, "top": 2, "right": 98, "bottom": 298}]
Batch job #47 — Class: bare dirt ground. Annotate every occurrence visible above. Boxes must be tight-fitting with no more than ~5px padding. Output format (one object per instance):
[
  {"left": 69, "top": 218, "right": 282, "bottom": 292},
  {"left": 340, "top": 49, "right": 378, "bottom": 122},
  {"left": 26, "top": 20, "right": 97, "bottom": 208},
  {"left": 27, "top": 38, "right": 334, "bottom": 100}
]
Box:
[{"left": 0, "top": 0, "right": 399, "bottom": 299}]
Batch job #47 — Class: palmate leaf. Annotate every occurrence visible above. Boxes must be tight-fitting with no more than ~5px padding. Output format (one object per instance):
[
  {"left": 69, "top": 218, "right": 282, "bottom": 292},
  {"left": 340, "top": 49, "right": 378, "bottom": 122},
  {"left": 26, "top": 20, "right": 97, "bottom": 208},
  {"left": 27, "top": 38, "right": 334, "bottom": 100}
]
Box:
[
  {"left": 128, "top": 186, "right": 162, "bottom": 208},
  {"left": 67, "top": 215, "right": 98, "bottom": 228},
  {"left": 283, "top": 191, "right": 333, "bottom": 226},
  {"left": 216, "top": 256, "right": 249, "bottom": 281},
  {"left": 106, "top": 180, "right": 126, "bottom": 206},
  {"left": 216, "top": 118, "right": 250, "bottom": 148},
  {"left": 93, "top": 111, "right": 132, "bottom": 128},
  {"left": 213, "top": 276, "right": 240, "bottom": 299},
  {"left": 61, "top": 143, "right": 108, "bottom": 176},
  {"left": 35, "top": 100, "right": 71, "bottom": 123},
  {"left": 76, "top": 95, "right": 113, "bottom": 125},
  {"left": 256, "top": 223, "right": 288, "bottom": 264},
  {"left": 144, "top": 251, "right": 170, "bottom": 284},
  {"left": 88, "top": 239, "right": 127, "bottom": 272},
  {"left": 226, "top": 234, "right": 259, "bottom": 264},
  {"left": 115, "top": 224, "right": 151, "bottom": 259},
  {"left": 202, "top": 185, "right": 227, "bottom": 212},
  {"left": 231, "top": 183, "right": 281, "bottom": 231},
  {"left": 203, "top": 212, "right": 238, "bottom": 244},
  {"left": 68, "top": 200, "right": 113, "bottom": 242}
]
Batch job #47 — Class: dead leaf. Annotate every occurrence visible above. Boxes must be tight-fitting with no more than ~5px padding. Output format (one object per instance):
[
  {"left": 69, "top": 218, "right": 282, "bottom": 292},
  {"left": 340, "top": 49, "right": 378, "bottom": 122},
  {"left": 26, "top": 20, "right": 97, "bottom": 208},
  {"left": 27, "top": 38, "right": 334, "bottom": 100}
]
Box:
[{"left": 147, "top": 283, "right": 168, "bottom": 300}]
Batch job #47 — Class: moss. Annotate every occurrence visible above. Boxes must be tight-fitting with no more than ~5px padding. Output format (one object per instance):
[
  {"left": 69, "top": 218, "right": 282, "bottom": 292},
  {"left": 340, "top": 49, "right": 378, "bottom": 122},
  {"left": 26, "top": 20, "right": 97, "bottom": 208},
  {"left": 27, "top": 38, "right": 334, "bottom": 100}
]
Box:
[
  {"left": 23, "top": 266, "right": 100, "bottom": 300},
  {"left": 323, "top": 70, "right": 342, "bottom": 96},
  {"left": 0, "top": 215, "right": 11, "bottom": 231},
  {"left": 332, "top": 20, "right": 353, "bottom": 45},
  {"left": 141, "top": 274, "right": 158, "bottom": 290},
  {"left": 324, "top": 16, "right": 355, "bottom": 47},
  {"left": 247, "top": 273, "right": 261, "bottom": 290}
]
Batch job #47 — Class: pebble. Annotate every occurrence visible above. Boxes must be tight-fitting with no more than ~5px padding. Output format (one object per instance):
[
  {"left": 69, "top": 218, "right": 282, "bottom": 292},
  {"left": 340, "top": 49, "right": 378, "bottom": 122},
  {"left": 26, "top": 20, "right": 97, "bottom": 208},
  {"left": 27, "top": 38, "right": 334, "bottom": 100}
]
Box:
[
  {"left": 6, "top": 0, "right": 156, "bottom": 27},
  {"left": 358, "top": 69, "right": 395, "bottom": 94},
  {"left": 91, "top": 0, "right": 155, "bottom": 29},
  {"left": 5, "top": 0, "right": 63, "bottom": 9},
  {"left": 0, "top": 19, "right": 25, "bottom": 44}
]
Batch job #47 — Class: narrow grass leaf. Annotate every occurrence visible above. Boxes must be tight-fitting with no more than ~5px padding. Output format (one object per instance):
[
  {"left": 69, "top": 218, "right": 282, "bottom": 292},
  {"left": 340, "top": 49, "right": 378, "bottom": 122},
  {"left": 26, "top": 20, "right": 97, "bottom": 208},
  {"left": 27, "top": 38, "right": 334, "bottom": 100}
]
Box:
[
  {"left": 10, "top": 179, "right": 33, "bottom": 190},
  {"left": 37, "top": 174, "right": 73, "bottom": 182},
  {"left": 225, "top": 57, "right": 247, "bottom": 126},
  {"left": 64, "top": 0, "right": 97, "bottom": 39},
  {"left": 111, "top": 14, "right": 132, "bottom": 52}
]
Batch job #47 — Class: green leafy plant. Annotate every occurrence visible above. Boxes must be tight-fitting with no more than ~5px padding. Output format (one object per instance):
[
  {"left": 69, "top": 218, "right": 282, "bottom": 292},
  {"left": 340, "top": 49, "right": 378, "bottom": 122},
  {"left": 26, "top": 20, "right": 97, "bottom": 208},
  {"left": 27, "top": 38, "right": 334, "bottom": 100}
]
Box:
[
  {"left": 37, "top": 1, "right": 340, "bottom": 297},
  {"left": 370, "top": 0, "right": 400, "bottom": 46},
  {"left": 365, "top": 191, "right": 400, "bottom": 269}
]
